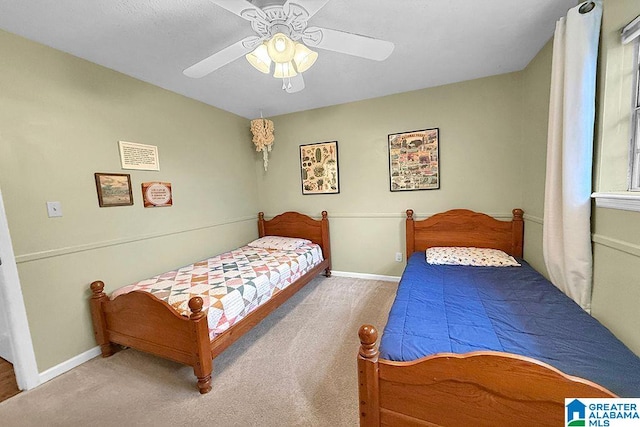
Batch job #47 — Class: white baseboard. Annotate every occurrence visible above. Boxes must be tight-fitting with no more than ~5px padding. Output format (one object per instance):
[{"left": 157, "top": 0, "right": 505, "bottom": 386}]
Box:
[
  {"left": 331, "top": 270, "right": 400, "bottom": 282},
  {"left": 38, "top": 346, "right": 101, "bottom": 385}
]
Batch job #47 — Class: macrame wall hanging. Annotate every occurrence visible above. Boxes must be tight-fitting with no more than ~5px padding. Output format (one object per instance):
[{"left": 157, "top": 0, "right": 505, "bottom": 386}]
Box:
[{"left": 250, "top": 117, "right": 275, "bottom": 171}]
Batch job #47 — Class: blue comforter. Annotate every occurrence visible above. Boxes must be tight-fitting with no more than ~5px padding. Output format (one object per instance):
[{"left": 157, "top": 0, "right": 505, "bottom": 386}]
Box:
[{"left": 380, "top": 252, "right": 640, "bottom": 397}]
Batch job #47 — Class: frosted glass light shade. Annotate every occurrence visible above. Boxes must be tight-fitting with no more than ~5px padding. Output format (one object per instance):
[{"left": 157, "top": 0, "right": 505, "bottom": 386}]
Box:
[
  {"left": 266, "top": 33, "right": 295, "bottom": 63},
  {"left": 245, "top": 44, "right": 272, "bottom": 74},
  {"left": 293, "top": 44, "right": 318, "bottom": 73},
  {"left": 273, "top": 61, "right": 297, "bottom": 78}
]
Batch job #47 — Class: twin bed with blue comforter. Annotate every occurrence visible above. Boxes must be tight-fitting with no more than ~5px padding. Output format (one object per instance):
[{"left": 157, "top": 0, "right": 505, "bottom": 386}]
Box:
[{"left": 357, "top": 208, "right": 640, "bottom": 427}]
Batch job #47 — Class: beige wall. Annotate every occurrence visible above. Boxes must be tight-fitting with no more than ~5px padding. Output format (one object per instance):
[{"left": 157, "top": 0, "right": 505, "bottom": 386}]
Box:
[
  {"left": 257, "top": 72, "right": 525, "bottom": 276},
  {"left": 3, "top": 0, "right": 639, "bottom": 375},
  {"left": 0, "top": 29, "right": 259, "bottom": 371},
  {"left": 591, "top": 0, "right": 640, "bottom": 355},
  {"left": 520, "top": 39, "right": 553, "bottom": 278}
]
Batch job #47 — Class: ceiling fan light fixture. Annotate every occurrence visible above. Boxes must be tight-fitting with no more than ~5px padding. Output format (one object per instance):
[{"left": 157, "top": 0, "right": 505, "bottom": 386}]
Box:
[
  {"left": 293, "top": 43, "right": 318, "bottom": 73},
  {"left": 267, "top": 33, "right": 295, "bottom": 63},
  {"left": 273, "top": 61, "right": 298, "bottom": 79},
  {"left": 245, "top": 43, "right": 272, "bottom": 74}
]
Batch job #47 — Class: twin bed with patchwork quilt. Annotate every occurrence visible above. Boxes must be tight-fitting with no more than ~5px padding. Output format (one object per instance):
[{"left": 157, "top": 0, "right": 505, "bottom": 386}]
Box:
[
  {"left": 357, "top": 209, "right": 640, "bottom": 426},
  {"left": 90, "top": 211, "right": 330, "bottom": 393}
]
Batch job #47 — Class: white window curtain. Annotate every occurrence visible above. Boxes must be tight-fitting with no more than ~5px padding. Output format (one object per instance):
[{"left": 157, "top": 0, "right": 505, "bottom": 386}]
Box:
[{"left": 543, "top": 1, "right": 602, "bottom": 311}]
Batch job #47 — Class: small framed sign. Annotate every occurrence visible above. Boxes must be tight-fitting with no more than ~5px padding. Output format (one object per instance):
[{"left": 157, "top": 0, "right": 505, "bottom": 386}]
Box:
[
  {"left": 142, "top": 182, "right": 172, "bottom": 207},
  {"left": 119, "top": 141, "right": 160, "bottom": 171}
]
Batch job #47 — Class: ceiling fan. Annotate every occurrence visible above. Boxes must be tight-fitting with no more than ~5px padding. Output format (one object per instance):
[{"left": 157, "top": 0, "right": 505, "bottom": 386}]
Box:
[{"left": 183, "top": 0, "right": 395, "bottom": 93}]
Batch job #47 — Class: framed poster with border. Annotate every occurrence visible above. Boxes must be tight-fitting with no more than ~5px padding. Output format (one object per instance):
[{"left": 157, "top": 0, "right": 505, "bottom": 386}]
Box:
[
  {"left": 142, "top": 182, "right": 172, "bottom": 207},
  {"left": 388, "top": 128, "right": 440, "bottom": 191},
  {"left": 94, "top": 173, "right": 134, "bottom": 207},
  {"left": 118, "top": 141, "right": 160, "bottom": 171},
  {"left": 300, "top": 141, "right": 340, "bottom": 195}
]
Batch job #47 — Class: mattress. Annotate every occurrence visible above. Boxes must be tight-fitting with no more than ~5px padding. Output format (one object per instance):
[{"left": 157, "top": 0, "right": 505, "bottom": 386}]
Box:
[
  {"left": 380, "top": 252, "right": 640, "bottom": 397},
  {"left": 112, "top": 243, "right": 323, "bottom": 339}
]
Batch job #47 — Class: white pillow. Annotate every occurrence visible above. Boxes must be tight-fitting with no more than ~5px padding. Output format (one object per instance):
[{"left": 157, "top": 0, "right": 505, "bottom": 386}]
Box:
[
  {"left": 426, "top": 247, "right": 520, "bottom": 267},
  {"left": 248, "top": 236, "right": 311, "bottom": 250}
]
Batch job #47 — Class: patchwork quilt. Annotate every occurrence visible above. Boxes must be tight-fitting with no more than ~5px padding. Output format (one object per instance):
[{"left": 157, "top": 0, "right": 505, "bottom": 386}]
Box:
[{"left": 111, "top": 243, "right": 323, "bottom": 339}]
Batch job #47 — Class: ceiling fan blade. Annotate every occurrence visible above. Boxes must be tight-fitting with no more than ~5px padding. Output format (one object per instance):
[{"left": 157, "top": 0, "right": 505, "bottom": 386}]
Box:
[
  {"left": 183, "top": 36, "right": 260, "bottom": 78},
  {"left": 285, "top": 74, "right": 305, "bottom": 93},
  {"left": 209, "top": 0, "right": 262, "bottom": 20},
  {"left": 284, "top": 0, "right": 330, "bottom": 18},
  {"left": 304, "top": 27, "right": 394, "bottom": 61}
]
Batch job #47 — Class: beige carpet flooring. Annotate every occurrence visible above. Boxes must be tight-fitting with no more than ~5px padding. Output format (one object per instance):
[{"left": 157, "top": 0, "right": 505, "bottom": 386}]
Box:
[{"left": 0, "top": 276, "right": 397, "bottom": 426}]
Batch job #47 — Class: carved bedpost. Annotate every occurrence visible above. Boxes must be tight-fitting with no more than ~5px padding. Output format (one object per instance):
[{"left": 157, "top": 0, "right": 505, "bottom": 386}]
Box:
[
  {"left": 89, "top": 281, "right": 115, "bottom": 357},
  {"left": 189, "top": 296, "right": 213, "bottom": 394},
  {"left": 321, "top": 211, "right": 332, "bottom": 277},
  {"left": 358, "top": 324, "right": 380, "bottom": 427},
  {"left": 512, "top": 208, "right": 524, "bottom": 258},
  {"left": 258, "top": 212, "right": 266, "bottom": 238},
  {"left": 405, "top": 209, "right": 415, "bottom": 258}
]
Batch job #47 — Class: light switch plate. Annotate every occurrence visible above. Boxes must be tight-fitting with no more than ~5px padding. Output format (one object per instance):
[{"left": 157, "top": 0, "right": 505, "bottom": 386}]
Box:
[{"left": 46, "top": 201, "right": 62, "bottom": 218}]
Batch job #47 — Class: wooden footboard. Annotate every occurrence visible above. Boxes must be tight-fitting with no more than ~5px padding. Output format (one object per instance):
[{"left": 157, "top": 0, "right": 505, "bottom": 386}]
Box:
[
  {"left": 357, "top": 325, "right": 615, "bottom": 427},
  {"left": 89, "top": 211, "right": 331, "bottom": 393},
  {"left": 90, "top": 281, "right": 213, "bottom": 393}
]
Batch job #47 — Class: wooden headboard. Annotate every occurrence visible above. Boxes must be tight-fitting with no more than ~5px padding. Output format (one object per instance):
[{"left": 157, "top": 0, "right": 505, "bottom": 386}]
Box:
[
  {"left": 405, "top": 208, "right": 524, "bottom": 257},
  {"left": 258, "top": 211, "right": 331, "bottom": 265}
]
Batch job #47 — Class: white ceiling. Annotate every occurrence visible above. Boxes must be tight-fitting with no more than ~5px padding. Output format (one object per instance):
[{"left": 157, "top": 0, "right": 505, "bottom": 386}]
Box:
[{"left": 0, "top": 0, "right": 575, "bottom": 119}]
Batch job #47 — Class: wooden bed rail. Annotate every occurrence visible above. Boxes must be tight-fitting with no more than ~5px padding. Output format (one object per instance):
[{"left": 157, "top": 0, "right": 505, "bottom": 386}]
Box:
[{"left": 357, "top": 324, "right": 615, "bottom": 427}]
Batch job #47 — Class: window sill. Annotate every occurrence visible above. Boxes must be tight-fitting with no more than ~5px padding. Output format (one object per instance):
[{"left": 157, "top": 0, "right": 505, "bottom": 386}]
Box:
[{"left": 591, "top": 192, "right": 640, "bottom": 212}]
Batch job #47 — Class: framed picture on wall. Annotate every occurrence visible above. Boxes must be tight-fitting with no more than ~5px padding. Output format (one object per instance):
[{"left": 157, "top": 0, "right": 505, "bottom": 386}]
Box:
[
  {"left": 142, "top": 182, "right": 172, "bottom": 207},
  {"left": 300, "top": 141, "right": 340, "bottom": 195},
  {"left": 388, "top": 128, "right": 440, "bottom": 191},
  {"left": 94, "top": 173, "right": 134, "bottom": 207}
]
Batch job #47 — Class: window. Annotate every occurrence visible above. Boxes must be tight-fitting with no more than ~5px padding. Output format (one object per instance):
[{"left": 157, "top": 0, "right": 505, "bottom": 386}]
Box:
[
  {"left": 621, "top": 16, "right": 640, "bottom": 191},
  {"left": 629, "top": 29, "right": 640, "bottom": 190}
]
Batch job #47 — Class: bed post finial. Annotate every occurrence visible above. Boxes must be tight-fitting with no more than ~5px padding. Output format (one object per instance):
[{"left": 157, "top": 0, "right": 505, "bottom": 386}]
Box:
[
  {"left": 188, "top": 297, "right": 206, "bottom": 320},
  {"left": 90, "top": 280, "right": 105, "bottom": 297},
  {"left": 358, "top": 325, "right": 380, "bottom": 425},
  {"left": 188, "top": 296, "right": 212, "bottom": 394},
  {"left": 258, "top": 212, "right": 266, "bottom": 237},
  {"left": 89, "top": 280, "right": 115, "bottom": 357},
  {"left": 512, "top": 208, "right": 524, "bottom": 258},
  {"left": 358, "top": 324, "right": 378, "bottom": 359},
  {"left": 322, "top": 210, "right": 328, "bottom": 219},
  {"left": 406, "top": 210, "right": 415, "bottom": 257}
]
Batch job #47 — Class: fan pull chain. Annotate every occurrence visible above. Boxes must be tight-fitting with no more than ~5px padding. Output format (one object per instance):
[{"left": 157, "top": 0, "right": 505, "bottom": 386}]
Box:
[{"left": 281, "top": 77, "right": 293, "bottom": 91}]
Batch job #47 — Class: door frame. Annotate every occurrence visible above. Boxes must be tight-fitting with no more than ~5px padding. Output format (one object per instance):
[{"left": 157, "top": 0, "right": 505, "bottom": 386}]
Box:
[{"left": 0, "top": 187, "right": 39, "bottom": 390}]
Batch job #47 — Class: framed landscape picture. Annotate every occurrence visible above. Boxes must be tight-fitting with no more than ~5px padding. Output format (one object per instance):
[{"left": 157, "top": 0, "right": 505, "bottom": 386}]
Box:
[
  {"left": 300, "top": 141, "right": 339, "bottom": 195},
  {"left": 94, "top": 173, "right": 134, "bottom": 207},
  {"left": 388, "top": 128, "right": 440, "bottom": 191}
]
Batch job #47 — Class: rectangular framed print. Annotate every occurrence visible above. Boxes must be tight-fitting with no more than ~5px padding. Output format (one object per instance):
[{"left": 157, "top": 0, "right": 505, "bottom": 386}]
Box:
[
  {"left": 300, "top": 141, "right": 339, "bottom": 195},
  {"left": 94, "top": 173, "right": 134, "bottom": 207},
  {"left": 388, "top": 128, "right": 439, "bottom": 191}
]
